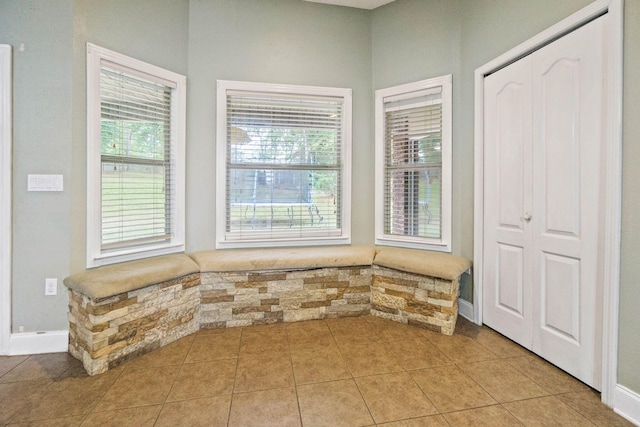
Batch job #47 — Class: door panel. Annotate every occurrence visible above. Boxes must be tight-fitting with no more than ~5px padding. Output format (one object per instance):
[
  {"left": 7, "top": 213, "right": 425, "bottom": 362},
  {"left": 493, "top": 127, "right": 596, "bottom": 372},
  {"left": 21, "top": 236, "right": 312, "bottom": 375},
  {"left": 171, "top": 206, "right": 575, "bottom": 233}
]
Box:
[
  {"left": 541, "top": 252, "right": 580, "bottom": 343},
  {"left": 482, "top": 58, "right": 533, "bottom": 348},
  {"left": 531, "top": 17, "right": 603, "bottom": 389},
  {"left": 497, "top": 83, "right": 527, "bottom": 230},
  {"left": 483, "top": 16, "right": 605, "bottom": 390},
  {"left": 540, "top": 59, "right": 581, "bottom": 237},
  {"left": 496, "top": 243, "right": 525, "bottom": 317}
]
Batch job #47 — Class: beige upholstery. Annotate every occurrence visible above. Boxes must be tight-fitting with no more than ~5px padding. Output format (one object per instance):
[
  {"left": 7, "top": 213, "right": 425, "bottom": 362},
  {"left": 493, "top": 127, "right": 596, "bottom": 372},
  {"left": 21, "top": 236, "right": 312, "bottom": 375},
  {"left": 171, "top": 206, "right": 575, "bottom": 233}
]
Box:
[
  {"left": 64, "top": 246, "right": 471, "bottom": 301},
  {"left": 190, "top": 245, "right": 376, "bottom": 272},
  {"left": 63, "top": 254, "right": 200, "bottom": 300},
  {"left": 373, "top": 246, "right": 471, "bottom": 280}
]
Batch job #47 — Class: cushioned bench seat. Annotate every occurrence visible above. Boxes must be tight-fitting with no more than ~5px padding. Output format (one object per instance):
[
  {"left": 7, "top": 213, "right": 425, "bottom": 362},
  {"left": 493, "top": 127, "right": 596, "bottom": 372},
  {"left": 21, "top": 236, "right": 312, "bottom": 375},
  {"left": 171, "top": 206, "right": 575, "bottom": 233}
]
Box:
[
  {"left": 191, "top": 245, "right": 375, "bottom": 272},
  {"left": 64, "top": 254, "right": 200, "bottom": 300},
  {"left": 373, "top": 246, "right": 471, "bottom": 281},
  {"left": 64, "top": 245, "right": 471, "bottom": 375}
]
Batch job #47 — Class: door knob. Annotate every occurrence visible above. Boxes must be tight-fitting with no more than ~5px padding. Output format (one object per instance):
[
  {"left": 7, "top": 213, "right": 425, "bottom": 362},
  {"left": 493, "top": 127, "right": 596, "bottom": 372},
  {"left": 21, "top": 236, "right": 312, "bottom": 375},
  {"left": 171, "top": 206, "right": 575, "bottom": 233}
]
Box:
[{"left": 522, "top": 213, "right": 532, "bottom": 222}]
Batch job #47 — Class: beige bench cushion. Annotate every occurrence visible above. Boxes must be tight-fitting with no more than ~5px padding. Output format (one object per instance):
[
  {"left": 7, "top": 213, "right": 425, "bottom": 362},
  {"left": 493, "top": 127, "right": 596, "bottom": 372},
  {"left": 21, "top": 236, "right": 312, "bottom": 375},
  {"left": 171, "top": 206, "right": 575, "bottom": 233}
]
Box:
[
  {"left": 191, "top": 245, "right": 376, "bottom": 272},
  {"left": 373, "top": 246, "right": 471, "bottom": 281},
  {"left": 63, "top": 254, "right": 200, "bottom": 300},
  {"left": 64, "top": 245, "right": 468, "bottom": 301}
]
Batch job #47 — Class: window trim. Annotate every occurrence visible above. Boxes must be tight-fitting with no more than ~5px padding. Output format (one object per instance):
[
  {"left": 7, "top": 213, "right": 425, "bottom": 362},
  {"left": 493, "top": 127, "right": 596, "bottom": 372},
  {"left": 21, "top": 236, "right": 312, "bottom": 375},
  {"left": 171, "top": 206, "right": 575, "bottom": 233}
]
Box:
[
  {"left": 216, "top": 80, "right": 352, "bottom": 249},
  {"left": 1, "top": 44, "right": 12, "bottom": 352},
  {"left": 86, "top": 43, "right": 186, "bottom": 268},
  {"left": 374, "top": 75, "right": 452, "bottom": 252}
]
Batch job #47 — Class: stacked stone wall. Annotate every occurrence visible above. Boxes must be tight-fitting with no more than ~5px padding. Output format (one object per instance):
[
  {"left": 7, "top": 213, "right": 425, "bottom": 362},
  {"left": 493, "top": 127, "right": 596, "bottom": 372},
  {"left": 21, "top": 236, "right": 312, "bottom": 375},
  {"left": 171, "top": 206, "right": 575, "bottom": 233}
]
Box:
[
  {"left": 67, "top": 273, "right": 200, "bottom": 375},
  {"left": 66, "top": 253, "right": 467, "bottom": 375},
  {"left": 200, "top": 266, "right": 372, "bottom": 328},
  {"left": 371, "top": 265, "right": 459, "bottom": 335}
]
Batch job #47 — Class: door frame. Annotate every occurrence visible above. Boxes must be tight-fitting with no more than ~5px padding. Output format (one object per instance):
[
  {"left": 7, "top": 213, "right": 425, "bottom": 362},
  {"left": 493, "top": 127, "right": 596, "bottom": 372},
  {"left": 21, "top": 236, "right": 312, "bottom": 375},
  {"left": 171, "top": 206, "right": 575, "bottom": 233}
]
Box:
[
  {"left": 473, "top": 0, "right": 623, "bottom": 406},
  {"left": 0, "top": 44, "right": 12, "bottom": 355}
]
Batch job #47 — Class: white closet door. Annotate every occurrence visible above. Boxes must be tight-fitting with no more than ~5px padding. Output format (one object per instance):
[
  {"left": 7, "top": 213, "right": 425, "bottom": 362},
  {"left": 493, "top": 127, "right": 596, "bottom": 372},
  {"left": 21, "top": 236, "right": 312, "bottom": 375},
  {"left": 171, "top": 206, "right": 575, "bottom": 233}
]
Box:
[
  {"left": 530, "top": 16, "right": 604, "bottom": 389},
  {"left": 483, "top": 16, "right": 605, "bottom": 390},
  {"left": 482, "top": 57, "right": 533, "bottom": 349}
]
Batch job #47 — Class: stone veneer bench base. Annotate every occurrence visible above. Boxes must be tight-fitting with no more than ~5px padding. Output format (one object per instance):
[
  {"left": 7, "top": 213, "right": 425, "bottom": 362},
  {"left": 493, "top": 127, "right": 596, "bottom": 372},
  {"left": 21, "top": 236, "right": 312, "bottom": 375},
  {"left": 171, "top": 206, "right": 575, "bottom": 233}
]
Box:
[
  {"left": 63, "top": 254, "right": 201, "bottom": 375},
  {"left": 192, "top": 246, "right": 375, "bottom": 328},
  {"left": 372, "top": 247, "right": 472, "bottom": 335},
  {"left": 64, "top": 245, "right": 470, "bottom": 375}
]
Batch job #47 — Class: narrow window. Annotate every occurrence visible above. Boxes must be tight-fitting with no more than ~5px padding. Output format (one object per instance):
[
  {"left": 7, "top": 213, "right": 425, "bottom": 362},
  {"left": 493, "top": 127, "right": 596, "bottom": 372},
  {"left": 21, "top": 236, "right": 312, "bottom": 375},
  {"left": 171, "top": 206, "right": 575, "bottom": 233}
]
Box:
[
  {"left": 86, "top": 44, "right": 186, "bottom": 267},
  {"left": 375, "top": 75, "right": 452, "bottom": 251},
  {"left": 216, "top": 80, "right": 351, "bottom": 248}
]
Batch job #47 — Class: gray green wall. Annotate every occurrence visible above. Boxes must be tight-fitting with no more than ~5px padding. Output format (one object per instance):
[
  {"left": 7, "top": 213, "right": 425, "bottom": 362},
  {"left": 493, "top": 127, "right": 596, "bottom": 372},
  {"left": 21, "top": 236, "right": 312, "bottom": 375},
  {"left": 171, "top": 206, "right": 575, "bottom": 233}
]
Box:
[
  {"left": 185, "top": 0, "right": 373, "bottom": 251},
  {"left": 1, "top": 0, "right": 638, "bottom": 397},
  {"left": 69, "top": 0, "right": 190, "bottom": 275},
  {"left": 0, "top": 0, "right": 189, "bottom": 331},
  {"left": 372, "top": 0, "right": 640, "bottom": 396},
  {"left": 371, "top": 0, "right": 464, "bottom": 266},
  {"left": 619, "top": 0, "right": 640, "bottom": 397},
  {"left": 0, "top": 0, "right": 74, "bottom": 332}
]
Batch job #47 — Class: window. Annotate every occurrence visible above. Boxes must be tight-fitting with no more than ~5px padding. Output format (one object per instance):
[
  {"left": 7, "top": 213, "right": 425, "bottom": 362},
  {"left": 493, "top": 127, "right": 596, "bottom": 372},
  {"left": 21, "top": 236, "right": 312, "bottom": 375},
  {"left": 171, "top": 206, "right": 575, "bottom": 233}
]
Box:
[
  {"left": 375, "top": 75, "right": 452, "bottom": 251},
  {"left": 216, "top": 80, "right": 351, "bottom": 248},
  {"left": 86, "top": 44, "right": 186, "bottom": 267}
]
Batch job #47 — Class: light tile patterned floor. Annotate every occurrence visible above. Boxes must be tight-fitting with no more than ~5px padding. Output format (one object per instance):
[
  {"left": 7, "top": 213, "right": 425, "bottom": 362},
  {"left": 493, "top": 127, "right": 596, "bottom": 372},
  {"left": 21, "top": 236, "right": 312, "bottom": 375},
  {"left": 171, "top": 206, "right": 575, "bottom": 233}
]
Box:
[{"left": 0, "top": 316, "right": 633, "bottom": 426}]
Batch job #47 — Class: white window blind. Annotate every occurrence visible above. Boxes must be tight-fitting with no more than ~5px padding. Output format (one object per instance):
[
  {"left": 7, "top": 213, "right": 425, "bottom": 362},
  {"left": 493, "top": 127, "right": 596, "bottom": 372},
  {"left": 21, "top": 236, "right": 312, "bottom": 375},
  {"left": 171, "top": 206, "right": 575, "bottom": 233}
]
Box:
[
  {"left": 217, "top": 81, "right": 352, "bottom": 247},
  {"left": 100, "top": 67, "right": 174, "bottom": 249},
  {"left": 87, "top": 43, "right": 186, "bottom": 267},
  {"left": 383, "top": 88, "right": 443, "bottom": 239},
  {"left": 375, "top": 75, "right": 452, "bottom": 251}
]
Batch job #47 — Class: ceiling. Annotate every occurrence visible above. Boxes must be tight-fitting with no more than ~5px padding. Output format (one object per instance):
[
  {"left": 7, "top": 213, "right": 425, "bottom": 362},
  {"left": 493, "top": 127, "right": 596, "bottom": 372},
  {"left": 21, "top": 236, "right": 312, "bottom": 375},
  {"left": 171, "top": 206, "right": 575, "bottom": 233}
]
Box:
[{"left": 303, "top": 0, "right": 396, "bottom": 10}]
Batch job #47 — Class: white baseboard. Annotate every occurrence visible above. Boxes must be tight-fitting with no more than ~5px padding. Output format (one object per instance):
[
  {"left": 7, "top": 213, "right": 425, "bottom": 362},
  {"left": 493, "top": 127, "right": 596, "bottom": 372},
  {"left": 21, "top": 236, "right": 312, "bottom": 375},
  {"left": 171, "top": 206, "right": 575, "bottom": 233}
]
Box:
[
  {"left": 458, "top": 298, "right": 474, "bottom": 322},
  {"left": 613, "top": 384, "right": 640, "bottom": 426},
  {"left": 8, "top": 330, "right": 69, "bottom": 355}
]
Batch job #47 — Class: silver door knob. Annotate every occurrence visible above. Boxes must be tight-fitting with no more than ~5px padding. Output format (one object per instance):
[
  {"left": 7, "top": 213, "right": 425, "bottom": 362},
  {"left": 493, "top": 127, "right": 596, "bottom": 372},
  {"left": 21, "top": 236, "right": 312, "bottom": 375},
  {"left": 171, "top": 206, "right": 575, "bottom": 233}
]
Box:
[{"left": 522, "top": 213, "right": 532, "bottom": 222}]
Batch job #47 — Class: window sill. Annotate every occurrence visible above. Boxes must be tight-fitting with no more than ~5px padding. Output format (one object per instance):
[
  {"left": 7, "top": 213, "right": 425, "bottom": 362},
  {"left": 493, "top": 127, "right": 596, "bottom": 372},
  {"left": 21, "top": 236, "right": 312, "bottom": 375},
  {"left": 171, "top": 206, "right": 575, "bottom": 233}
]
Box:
[
  {"left": 88, "top": 242, "right": 186, "bottom": 268},
  {"left": 374, "top": 236, "right": 451, "bottom": 253},
  {"left": 216, "top": 236, "right": 351, "bottom": 250}
]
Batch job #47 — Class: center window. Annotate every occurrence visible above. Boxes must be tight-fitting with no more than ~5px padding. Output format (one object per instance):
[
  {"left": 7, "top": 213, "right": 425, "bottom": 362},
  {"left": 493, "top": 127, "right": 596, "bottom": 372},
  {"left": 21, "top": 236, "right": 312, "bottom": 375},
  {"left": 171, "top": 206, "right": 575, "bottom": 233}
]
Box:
[{"left": 216, "top": 81, "right": 352, "bottom": 248}]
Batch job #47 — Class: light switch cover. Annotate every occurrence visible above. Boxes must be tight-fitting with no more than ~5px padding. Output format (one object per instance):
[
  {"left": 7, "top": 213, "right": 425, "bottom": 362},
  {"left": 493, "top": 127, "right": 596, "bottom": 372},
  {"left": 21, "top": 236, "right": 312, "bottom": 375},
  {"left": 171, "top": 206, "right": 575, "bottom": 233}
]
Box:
[{"left": 28, "top": 174, "right": 63, "bottom": 192}]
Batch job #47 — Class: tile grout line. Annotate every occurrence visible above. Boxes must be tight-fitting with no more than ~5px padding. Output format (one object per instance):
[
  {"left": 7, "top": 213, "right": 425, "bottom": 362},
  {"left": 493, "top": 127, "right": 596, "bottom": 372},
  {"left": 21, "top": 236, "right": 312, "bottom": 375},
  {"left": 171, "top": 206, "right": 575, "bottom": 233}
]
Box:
[
  {"left": 151, "top": 333, "right": 200, "bottom": 426},
  {"left": 282, "top": 327, "right": 303, "bottom": 427},
  {"left": 0, "top": 354, "right": 31, "bottom": 383},
  {"left": 351, "top": 370, "right": 377, "bottom": 425},
  {"left": 6, "top": 354, "right": 98, "bottom": 425},
  {"left": 288, "top": 333, "right": 304, "bottom": 427},
  {"left": 79, "top": 363, "right": 127, "bottom": 427},
  {"left": 225, "top": 326, "right": 245, "bottom": 427}
]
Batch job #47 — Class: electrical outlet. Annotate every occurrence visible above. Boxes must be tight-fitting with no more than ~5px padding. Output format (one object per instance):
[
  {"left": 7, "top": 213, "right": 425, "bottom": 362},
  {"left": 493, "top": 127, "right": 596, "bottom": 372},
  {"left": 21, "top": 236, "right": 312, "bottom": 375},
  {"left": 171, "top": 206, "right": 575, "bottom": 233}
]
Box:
[{"left": 45, "top": 278, "right": 57, "bottom": 296}]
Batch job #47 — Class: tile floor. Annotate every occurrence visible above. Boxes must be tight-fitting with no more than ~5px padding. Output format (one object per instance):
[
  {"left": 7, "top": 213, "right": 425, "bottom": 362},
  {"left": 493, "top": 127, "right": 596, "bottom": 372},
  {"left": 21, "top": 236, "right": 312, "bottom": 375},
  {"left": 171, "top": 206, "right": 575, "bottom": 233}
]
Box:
[{"left": 0, "top": 316, "right": 633, "bottom": 426}]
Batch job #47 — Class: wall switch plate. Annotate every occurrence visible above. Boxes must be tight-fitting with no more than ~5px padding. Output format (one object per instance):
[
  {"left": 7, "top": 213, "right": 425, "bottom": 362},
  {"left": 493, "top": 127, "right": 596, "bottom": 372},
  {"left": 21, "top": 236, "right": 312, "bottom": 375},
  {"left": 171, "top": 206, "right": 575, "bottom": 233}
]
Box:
[
  {"left": 45, "top": 278, "right": 57, "bottom": 295},
  {"left": 28, "top": 174, "right": 63, "bottom": 192}
]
